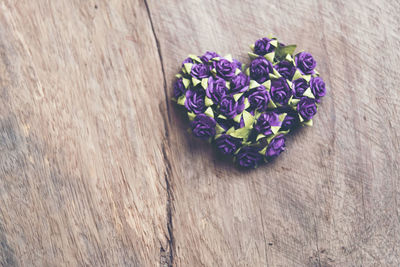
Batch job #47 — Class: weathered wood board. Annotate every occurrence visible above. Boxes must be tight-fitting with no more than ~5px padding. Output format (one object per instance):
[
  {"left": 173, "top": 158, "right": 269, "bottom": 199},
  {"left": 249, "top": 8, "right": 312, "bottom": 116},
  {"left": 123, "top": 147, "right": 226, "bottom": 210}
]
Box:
[{"left": 0, "top": 0, "right": 399, "bottom": 266}]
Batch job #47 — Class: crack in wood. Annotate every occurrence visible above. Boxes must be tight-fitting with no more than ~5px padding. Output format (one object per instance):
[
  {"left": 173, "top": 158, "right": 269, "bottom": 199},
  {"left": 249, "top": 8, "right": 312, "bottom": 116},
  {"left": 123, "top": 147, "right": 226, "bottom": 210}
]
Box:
[{"left": 143, "top": 1, "right": 174, "bottom": 265}]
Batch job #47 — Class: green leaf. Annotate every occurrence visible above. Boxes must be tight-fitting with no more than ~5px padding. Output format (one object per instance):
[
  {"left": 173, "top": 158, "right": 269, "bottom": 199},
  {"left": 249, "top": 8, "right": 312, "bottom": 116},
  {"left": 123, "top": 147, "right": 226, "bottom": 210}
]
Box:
[
  {"left": 248, "top": 52, "right": 260, "bottom": 59},
  {"left": 243, "top": 110, "right": 255, "bottom": 128},
  {"left": 249, "top": 80, "right": 261, "bottom": 89},
  {"left": 205, "top": 96, "right": 213, "bottom": 107},
  {"left": 182, "top": 78, "right": 190, "bottom": 88},
  {"left": 268, "top": 99, "right": 277, "bottom": 109},
  {"left": 215, "top": 123, "right": 225, "bottom": 134},
  {"left": 275, "top": 44, "right": 297, "bottom": 59},
  {"left": 244, "top": 98, "right": 250, "bottom": 109},
  {"left": 192, "top": 77, "right": 201, "bottom": 86},
  {"left": 265, "top": 52, "right": 275, "bottom": 62},
  {"left": 188, "top": 54, "right": 202, "bottom": 63},
  {"left": 175, "top": 73, "right": 182, "bottom": 78},
  {"left": 177, "top": 95, "right": 186, "bottom": 106},
  {"left": 233, "top": 113, "right": 242, "bottom": 123},
  {"left": 303, "top": 119, "right": 313, "bottom": 127},
  {"left": 225, "top": 54, "right": 233, "bottom": 62},
  {"left": 184, "top": 63, "right": 193, "bottom": 74},
  {"left": 270, "top": 39, "right": 278, "bottom": 47},
  {"left": 245, "top": 67, "right": 250, "bottom": 76},
  {"left": 187, "top": 112, "right": 196, "bottom": 121},
  {"left": 271, "top": 126, "right": 280, "bottom": 135},
  {"left": 204, "top": 107, "right": 214, "bottom": 118},
  {"left": 235, "top": 68, "right": 241, "bottom": 75},
  {"left": 230, "top": 127, "right": 251, "bottom": 140},
  {"left": 289, "top": 97, "right": 300, "bottom": 107},
  {"left": 226, "top": 127, "right": 235, "bottom": 135},
  {"left": 233, "top": 92, "right": 243, "bottom": 102},
  {"left": 278, "top": 113, "right": 287, "bottom": 122},
  {"left": 262, "top": 80, "right": 271, "bottom": 90},
  {"left": 292, "top": 70, "right": 303, "bottom": 81},
  {"left": 250, "top": 44, "right": 255, "bottom": 51},
  {"left": 218, "top": 114, "right": 227, "bottom": 120},
  {"left": 256, "top": 134, "right": 266, "bottom": 141},
  {"left": 201, "top": 78, "right": 208, "bottom": 90},
  {"left": 303, "top": 88, "right": 315, "bottom": 99}
]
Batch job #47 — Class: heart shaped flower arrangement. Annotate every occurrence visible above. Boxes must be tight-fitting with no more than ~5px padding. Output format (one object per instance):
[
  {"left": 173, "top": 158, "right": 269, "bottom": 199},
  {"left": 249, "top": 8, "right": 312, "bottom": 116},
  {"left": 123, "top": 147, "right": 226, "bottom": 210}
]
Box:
[{"left": 173, "top": 36, "right": 326, "bottom": 168}]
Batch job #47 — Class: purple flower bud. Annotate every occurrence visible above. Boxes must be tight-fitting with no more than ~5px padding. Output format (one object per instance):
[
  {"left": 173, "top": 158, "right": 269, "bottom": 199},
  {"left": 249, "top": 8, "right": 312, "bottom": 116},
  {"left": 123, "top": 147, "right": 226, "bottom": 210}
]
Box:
[
  {"left": 249, "top": 57, "right": 273, "bottom": 84},
  {"left": 173, "top": 78, "right": 186, "bottom": 98},
  {"left": 185, "top": 89, "right": 206, "bottom": 114},
  {"left": 206, "top": 76, "right": 228, "bottom": 104},
  {"left": 254, "top": 38, "right": 274, "bottom": 56},
  {"left": 297, "top": 97, "right": 317, "bottom": 120},
  {"left": 274, "top": 60, "right": 296, "bottom": 80},
  {"left": 310, "top": 77, "right": 326, "bottom": 99},
  {"left": 219, "top": 95, "right": 244, "bottom": 119},
  {"left": 247, "top": 85, "right": 270, "bottom": 112},
  {"left": 215, "top": 59, "right": 236, "bottom": 79},
  {"left": 266, "top": 134, "right": 286, "bottom": 158},
  {"left": 191, "top": 63, "right": 210, "bottom": 79},
  {"left": 215, "top": 134, "right": 242, "bottom": 155},
  {"left": 280, "top": 111, "right": 299, "bottom": 131},
  {"left": 236, "top": 146, "right": 263, "bottom": 168},
  {"left": 200, "top": 51, "right": 220, "bottom": 63},
  {"left": 270, "top": 78, "right": 292, "bottom": 106},
  {"left": 295, "top": 52, "right": 316, "bottom": 75},
  {"left": 190, "top": 114, "right": 216, "bottom": 139},
  {"left": 254, "top": 112, "right": 281, "bottom": 136},
  {"left": 292, "top": 78, "right": 308, "bottom": 98},
  {"left": 230, "top": 73, "right": 250, "bottom": 93}
]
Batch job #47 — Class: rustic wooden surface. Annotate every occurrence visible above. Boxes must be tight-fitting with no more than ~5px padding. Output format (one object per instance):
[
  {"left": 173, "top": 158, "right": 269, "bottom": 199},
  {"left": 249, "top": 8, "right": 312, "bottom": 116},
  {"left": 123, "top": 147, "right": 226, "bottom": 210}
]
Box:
[{"left": 0, "top": 0, "right": 399, "bottom": 266}]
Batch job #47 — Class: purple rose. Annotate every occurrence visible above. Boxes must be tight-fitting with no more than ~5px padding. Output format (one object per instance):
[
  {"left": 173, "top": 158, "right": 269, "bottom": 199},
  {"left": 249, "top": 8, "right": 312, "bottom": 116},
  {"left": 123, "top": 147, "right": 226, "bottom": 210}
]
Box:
[
  {"left": 206, "top": 76, "right": 228, "bottom": 104},
  {"left": 254, "top": 37, "right": 274, "bottom": 56},
  {"left": 249, "top": 57, "right": 273, "bottom": 84},
  {"left": 236, "top": 146, "right": 263, "bottom": 168},
  {"left": 182, "top": 57, "right": 193, "bottom": 66},
  {"left": 247, "top": 85, "right": 270, "bottom": 112},
  {"left": 191, "top": 63, "right": 210, "bottom": 79},
  {"left": 219, "top": 95, "right": 244, "bottom": 119},
  {"left": 297, "top": 97, "right": 317, "bottom": 120},
  {"left": 200, "top": 51, "right": 220, "bottom": 63},
  {"left": 173, "top": 78, "right": 186, "bottom": 98},
  {"left": 215, "top": 59, "right": 236, "bottom": 79},
  {"left": 233, "top": 58, "right": 242, "bottom": 70},
  {"left": 280, "top": 112, "right": 299, "bottom": 131},
  {"left": 215, "top": 134, "right": 242, "bottom": 155},
  {"left": 310, "top": 77, "right": 326, "bottom": 99},
  {"left": 230, "top": 73, "right": 250, "bottom": 93},
  {"left": 270, "top": 78, "right": 292, "bottom": 106},
  {"left": 185, "top": 89, "right": 206, "bottom": 114},
  {"left": 190, "top": 114, "right": 216, "bottom": 139},
  {"left": 266, "top": 134, "right": 285, "bottom": 158},
  {"left": 295, "top": 52, "right": 316, "bottom": 75},
  {"left": 274, "top": 60, "right": 296, "bottom": 80},
  {"left": 292, "top": 78, "right": 308, "bottom": 98},
  {"left": 254, "top": 112, "right": 281, "bottom": 136}
]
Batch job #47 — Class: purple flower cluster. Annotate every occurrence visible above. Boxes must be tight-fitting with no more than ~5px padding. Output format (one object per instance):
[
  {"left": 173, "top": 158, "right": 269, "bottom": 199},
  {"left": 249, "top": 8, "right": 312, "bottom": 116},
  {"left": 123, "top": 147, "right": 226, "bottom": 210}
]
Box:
[{"left": 173, "top": 37, "right": 326, "bottom": 168}]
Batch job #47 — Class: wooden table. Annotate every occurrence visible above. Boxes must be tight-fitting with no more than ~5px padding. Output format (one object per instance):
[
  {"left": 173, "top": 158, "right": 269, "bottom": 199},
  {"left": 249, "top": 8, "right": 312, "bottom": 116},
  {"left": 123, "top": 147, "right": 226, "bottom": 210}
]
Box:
[{"left": 1, "top": 0, "right": 399, "bottom": 266}]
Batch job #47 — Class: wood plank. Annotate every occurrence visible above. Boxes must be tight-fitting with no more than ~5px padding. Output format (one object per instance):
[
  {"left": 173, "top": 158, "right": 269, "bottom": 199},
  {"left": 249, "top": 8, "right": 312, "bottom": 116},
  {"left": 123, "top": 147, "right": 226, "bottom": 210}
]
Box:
[
  {"left": 147, "top": 0, "right": 400, "bottom": 266},
  {"left": 0, "top": 0, "right": 171, "bottom": 266}
]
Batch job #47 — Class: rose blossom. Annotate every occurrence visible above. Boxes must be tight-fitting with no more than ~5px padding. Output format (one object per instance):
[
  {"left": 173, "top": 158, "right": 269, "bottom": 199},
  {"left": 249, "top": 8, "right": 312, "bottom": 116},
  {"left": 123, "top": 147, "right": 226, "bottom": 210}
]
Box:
[
  {"left": 230, "top": 73, "right": 250, "bottom": 93},
  {"left": 173, "top": 78, "right": 186, "bottom": 98},
  {"left": 274, "top": 60, "right": 296, "bottom": 80},
  {"left": 247, "top": 85, "right": 270, "bottom": 112},
  {"left": 295, "top": 52, "right": 316, "bottom": 74},
  {"left": 206, "top": 76, "right": 228, "bottom": 104},
  {"left": 184, "top": 89, "right": 206, "bottom": 114},
  {"left": 200, "top": 51, "right": 220, "bottom": 63},
  {"left": 292, "top": 78, "right": 308, "bottom": 98},
  {"left": 215, "top": 59, "right": 236, "bottom": 79},
  {"left": 191, "top": 63, "right": 210, "bottom": 79},
  {"left": 310, "top": 77, "right": 326, "bottom": 99},
  {"left": 249, "top": 57, "right": 273, "bottom": 84},
  {"left": 190, "top": 114, "right": 216, "bottom": 139},
  {"left": 254, "top": 37, "right": 274, "bottom": 56},
  {"left": 214, "top": 134, "right": 242, "bottom": 155},
  {"left": 297, "top": 97, "right": 317, "bottom": 120},
  {"left": 236, "top": 146, "right": 263, "bottom": 168},
  {"left": 219, "top": 95, "right": 244, "bottom": 119},
  {"left": 266, "top": 134, "right": 286, "bottom": 158},
  {"left": 270, "top": 78, "right": 292, "bottom": 106},
  {"left": 254, "top": 112, "right": 281, "bottom": 136}
]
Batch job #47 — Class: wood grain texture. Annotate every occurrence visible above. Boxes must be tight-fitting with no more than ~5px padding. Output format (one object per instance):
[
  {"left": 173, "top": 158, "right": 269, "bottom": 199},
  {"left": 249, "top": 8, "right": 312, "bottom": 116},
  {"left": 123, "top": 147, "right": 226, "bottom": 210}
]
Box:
[{"left": 0, "top": 0, "right": 399, "bottom": 266}]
